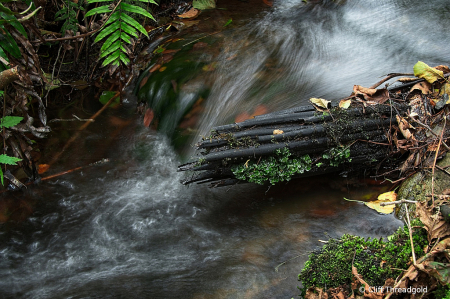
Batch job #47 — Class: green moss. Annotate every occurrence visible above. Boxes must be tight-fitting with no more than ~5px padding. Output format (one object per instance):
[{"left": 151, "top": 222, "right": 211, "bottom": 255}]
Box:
[
  {"left": 322, "top": 146, "right": 352, "bottom": 167},
  {"left": 298, "top": 220, "right": 428, "bottom": 295},
  {"left": 231, "top": 148, "right": 312, "bottom": 185}
]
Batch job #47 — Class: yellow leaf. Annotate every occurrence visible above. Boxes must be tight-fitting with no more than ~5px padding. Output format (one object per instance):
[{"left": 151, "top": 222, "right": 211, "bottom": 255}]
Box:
[
  {"left": 339, "top": 99, "right": 351, "bottom": 109},
  {"left": 364, "top": 191, "right": 397, "bottom": 214},
  {"left": 309, "top": 98, "right": 330, "bottom": 109},
  {"left": 413, "top": 61, "right": 444, "bottom": 84},
  {"left": 159, "top": 66, "right": 167, "bottom": 72}
]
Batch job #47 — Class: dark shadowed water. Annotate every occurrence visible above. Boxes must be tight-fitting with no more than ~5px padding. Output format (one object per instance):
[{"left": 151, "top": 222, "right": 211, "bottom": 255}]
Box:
[{"left": 1, "top": 0, "right": 449, "bottom": 298}]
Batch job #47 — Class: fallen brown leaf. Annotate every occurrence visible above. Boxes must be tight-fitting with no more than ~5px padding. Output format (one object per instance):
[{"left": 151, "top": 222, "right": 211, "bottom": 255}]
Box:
[
  {"left": 411, "top": 81, "right": 433, "bottom": 94},
  {"left": 143, "top": 108, "right": 154, "bottom": 127},
  {"left": 177, "top": 7, "right": 199, "bottom": 19},
  {"left": 416, "top": 201, "right": 450, "bottom": 240},
  {"left": 353, "top": 85, "right": 389, "bottom": 104},
  {"left": 396, "top": 115, "right": 415, "bottom": 140}
]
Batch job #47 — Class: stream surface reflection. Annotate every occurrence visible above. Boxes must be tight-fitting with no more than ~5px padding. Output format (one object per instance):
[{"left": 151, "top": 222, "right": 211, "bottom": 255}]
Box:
[{"left": 1, "top": 0, "right": 450, "bottom": 298}]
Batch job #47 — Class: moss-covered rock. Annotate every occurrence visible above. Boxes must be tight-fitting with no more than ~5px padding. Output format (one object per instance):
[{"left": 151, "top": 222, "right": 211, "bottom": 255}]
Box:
[{"left": 298, "top": 221, "right": 428, "bottom": 296}]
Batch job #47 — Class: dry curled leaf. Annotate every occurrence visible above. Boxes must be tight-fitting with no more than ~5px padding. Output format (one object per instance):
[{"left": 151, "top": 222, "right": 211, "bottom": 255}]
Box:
[
  {"left": 410, "top": 81, "right": 432, "bottom": 94},
  {"left": 396, "top": 115, "right": 415, "bottom": 140},
  {"left": 416, "top": 201, "right": 450, "bottom": 240},
  {"left": 177, "top": 8, "right": 199, "bottom": 19},
  {"left": 310, "top": 98, "right": 330, "bottom": 109},
  {"left": 353, "top": 85, "right": 389, "bottom": 104}
]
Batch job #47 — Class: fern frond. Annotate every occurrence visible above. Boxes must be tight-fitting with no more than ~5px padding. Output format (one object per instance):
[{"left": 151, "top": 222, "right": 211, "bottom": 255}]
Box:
[
  {"left": 119, "top": 12, "right": 147, "bottom": 35},
  {"left": 120, "top": 3, "right": 155, "bottom": 21},
  {"left": 84, "top": 5, "right": 111, "bottom": 18},
  {"left": 86, "top": 0, "right": 157, "bottom": 67}
]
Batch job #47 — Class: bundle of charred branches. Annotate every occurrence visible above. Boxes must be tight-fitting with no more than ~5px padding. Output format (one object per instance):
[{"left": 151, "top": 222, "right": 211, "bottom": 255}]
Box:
[{"left": 178, "top": 63, "right": 450, "bottom": 187}]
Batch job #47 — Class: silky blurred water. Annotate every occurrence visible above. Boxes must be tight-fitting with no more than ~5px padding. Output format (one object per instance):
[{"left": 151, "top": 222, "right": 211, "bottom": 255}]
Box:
[{"left": 1, "top": 0, "right": 449, "bottom": 298}]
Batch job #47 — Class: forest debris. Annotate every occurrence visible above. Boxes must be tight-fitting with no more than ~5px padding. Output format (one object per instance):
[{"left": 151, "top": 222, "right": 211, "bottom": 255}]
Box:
[
  {"left": 339, "top": 99, "right": 351, "bottom": 109},
  {"left": 410, "top": 81, "right": 432, "bottom": 94},
  {"left": 351, "top": 266, "right": 383, "bottom": 299},
  {"left": 396, "top": 115, "right": 415, "bottom": 140},
  {"left": 416, "top": 201, "right": 450, "bottom": 241},
  {"left": 177, "top": 8, "right": 199, "bottom": 19},
  {"left": 353, "top": 85, "right": 389, "bottom": 104},
  {"left": 364, "top": 191, "right": 397, "bottom": 214},
  {"left": 413, "top": 61, "right": 444, "bottom": 84},
  {"left": 305, "top": 287, "right": 327, "bottom": 299},
  {"left": 310, "top": 98, "right": 330, "bottom": 109}
]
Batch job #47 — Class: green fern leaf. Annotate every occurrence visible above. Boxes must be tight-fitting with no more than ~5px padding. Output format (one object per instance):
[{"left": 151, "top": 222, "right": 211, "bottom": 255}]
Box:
[
  {"left": 119, "top": 22, "right": 138, "bottom": 38},
  {"left": 102, "top": 48, "right": 121, "bottom": 66},
  {"left": 101, "top": 31, "right": 120, "bottom": 52},
  {"left": 0, "top": 154, "right": 21, "bottom": 165},
  {"left": 0, "top": 116, "right": 23, "bottom": 128},
  {"left": 0, "top": 26, "right": 22, "bottom": 58},
  {"left": 100, "top": 39, "right": 120, "bottom": 58},
  {"left": 119, "top": 51, "right": 130, "bottom": 65},
  {"left": 120, "top": 13, "right": 147, "bottom": 36},
  {"left": 135, "top": 0, "right": 157, "bottom": 3},
  {"left": 94, "top": 21, "right": 120, "bottom": 42},
  {"left": 103, "top": 11, "right": 121, "bottom": 27},
  {"left": 120, "top": 3, "right": 155, "bottom": 21},
  {"left": 84, "top": 5, "right": 111, "bottom": 18},
  {"left": 120, "top": 32, "right": 131, "bottom": 43}
]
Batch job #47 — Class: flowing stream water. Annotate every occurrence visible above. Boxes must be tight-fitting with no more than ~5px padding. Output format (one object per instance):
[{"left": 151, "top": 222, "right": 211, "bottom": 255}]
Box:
[{"left": 1, "top": 0, "right": 450, "bottom": 298}]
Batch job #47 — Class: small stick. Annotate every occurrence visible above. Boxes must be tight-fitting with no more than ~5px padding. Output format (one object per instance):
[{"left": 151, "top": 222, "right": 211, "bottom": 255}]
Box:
[
  {"left": 414, "top": 119, "right": 450, "bottom": 151},
  {"left": 431, "top": 117, "right": 446, "bottom": 206},
  {"left": 41, "top": 158, "right": 109, "bottom": 181},
  {"left": 380, "top": 199, "right": 417, "bottom": 206},
  {"left": 369, "top": 73, "right": 415, "bottom": 89},
  {"left": 48, "top": 91, "right": 120, "bottom": 166},
  {"left": 0, "top": 159, "right": 110, "bottom": 193},
  {"left": 404, "top": 203, "right": 417, "bottom": 265},
  {"left": 435, "top": 165, "right": 450, "bottom": 177},
  {"left": 48, "top": 115, "right": 95, "bottom": 123}
]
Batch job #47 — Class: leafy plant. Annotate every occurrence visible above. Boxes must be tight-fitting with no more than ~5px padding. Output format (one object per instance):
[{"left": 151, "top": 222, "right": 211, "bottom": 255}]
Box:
[
  {"left": 85, "top": 0, "right": 157, "bottom": 67},
  {"left": 232, "top": 148, "right": 312, "bottom": 185},
  {"left": 0, "top": 116, "right": 23, "bottom": 185},
  {"left": 322, "top": 146, "right": 351, "bottom": 167},
  {"left": 0, "top": 1, "right": 41, "bottom": 71},
  {"left": 55, "top": 0, "right": 85, "bottom": 34}
]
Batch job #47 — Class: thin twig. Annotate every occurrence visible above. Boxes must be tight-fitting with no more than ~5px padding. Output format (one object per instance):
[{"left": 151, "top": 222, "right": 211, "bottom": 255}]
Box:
[
  {"left": 404, "top": 203, "right": 417, "bottom": 265},
  {"left": 48, "top": 114, "right": 94, "bottom": 123},
  {"left": 431, "top": 117, "right": 446, "bottom": 206},
  {"left": 369, "top": 73, "right": 415, "bottom": 89},
  {"left": 48, "top": 91, "right": 120, "bottom": 166},
  {"left": 380, "top": 199, "right": 417, "bottom": 206},
  {"left": 414, "top": 118, "right": 450, "bottom": 151}
]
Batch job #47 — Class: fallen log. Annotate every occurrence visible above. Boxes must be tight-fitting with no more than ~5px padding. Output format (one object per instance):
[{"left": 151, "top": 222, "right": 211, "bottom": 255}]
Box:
[{"left": 178, "top": 66, "right": 450, "bottom": 187}]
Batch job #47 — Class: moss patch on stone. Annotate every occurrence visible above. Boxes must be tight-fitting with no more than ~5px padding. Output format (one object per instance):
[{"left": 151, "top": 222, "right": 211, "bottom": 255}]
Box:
[{"left": 298, "top": 221, "right": 428, "bottom": 296}]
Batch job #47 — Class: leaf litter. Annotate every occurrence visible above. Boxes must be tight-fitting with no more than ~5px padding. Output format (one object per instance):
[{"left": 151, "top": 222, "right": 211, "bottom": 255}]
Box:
[{"left": 304, "top": 61, "right": 450, "bottom": 299}]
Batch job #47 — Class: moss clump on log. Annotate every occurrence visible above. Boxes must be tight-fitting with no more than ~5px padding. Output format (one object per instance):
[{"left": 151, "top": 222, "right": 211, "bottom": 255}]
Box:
[{"left": 298, "top": 220, "right": 428, "bottom": 296}]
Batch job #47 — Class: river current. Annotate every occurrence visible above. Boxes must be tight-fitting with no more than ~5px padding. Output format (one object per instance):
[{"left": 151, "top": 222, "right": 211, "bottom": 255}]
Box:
[{"left": 1, "top": 0, "right": 450, "bottom": 298}]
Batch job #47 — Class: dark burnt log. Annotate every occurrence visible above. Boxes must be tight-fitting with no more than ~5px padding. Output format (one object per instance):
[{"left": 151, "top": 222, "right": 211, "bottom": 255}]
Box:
[{"left": 178, "top": 102, "right": 413, "bottom": 187}]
